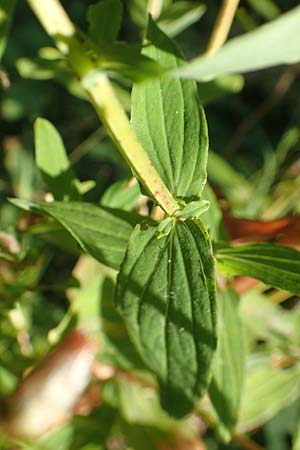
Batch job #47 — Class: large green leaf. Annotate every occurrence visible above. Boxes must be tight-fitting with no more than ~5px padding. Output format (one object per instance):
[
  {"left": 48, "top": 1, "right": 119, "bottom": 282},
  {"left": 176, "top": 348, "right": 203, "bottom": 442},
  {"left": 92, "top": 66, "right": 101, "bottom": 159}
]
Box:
[
  {"left": 216, "top": 243, "right": 300, "bottom": 294},
  {"left": 34, "top": 118, "right": 80, "bottom": 201},
  {"left": 10, "top": 199, "right": 143, "bottom": 270},
  {"left": 115, "top": 219, "right": 217, "bottom": 417},
  {"left": 175, "top": 7, "right": 300, "bottom": 81},
  {"left": 87, "top": 0, "right": 122, "bottom": 44},
  {"left": 238, "top": 360, "right": 300, "bottom": 431},
  {"left": 209, "top": 287, "right": 245, "bottom": 442},
  {"left": 0, "top": 0, "right": 16, "bottom": 61},
  {"left": 131, "top": 19, "right": 208, "bottom": 199}
]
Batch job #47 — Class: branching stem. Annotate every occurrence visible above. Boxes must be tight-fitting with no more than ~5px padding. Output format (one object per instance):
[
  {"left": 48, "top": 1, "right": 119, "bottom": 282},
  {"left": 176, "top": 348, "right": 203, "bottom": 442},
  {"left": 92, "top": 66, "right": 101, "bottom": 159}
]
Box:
[{"left": 27, "top": 0, "right": 179, "bottom": 216}]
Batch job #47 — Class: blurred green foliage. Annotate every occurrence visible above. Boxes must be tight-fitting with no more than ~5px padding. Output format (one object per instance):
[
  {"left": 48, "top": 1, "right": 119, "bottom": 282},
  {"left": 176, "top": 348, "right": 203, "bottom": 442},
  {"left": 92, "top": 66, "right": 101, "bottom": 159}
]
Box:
[{"left": 1, "top": 1, "right": 300, "bottom": 449}]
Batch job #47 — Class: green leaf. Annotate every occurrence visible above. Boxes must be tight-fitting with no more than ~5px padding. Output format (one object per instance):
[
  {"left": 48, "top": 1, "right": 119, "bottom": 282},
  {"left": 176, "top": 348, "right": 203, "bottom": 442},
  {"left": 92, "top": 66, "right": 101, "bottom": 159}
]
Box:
[
  {"left": 207, "top": 151, "right": 252, "bottom": 205},
  {"left": 71, "top": 407, "right": 116, "bottom": 450},
  {"left": 118, "top": 421, "right": 167, "bottom": 450},
  {"left": 131, "top": 19, "right": 208, "bottom": 199},
  {"left": 102, "top": 378, "right": 176, "bottom": 430},
  {"left": 240, "top": 290, "right": 299, "bottom": 348},
  {"left": 4, "top": 139, "right": 37, "bottom": 199},
  {"left": 0, "top": 0, "right": 16, "bottom": 61},
  {"left": 238, "top": 361, "right": 300, "bottom": 431},
  {"left": 197, "top": 75, "right": 244, "bottom": 105},
  {"left": 209, "top": 287, "right": 245, "bottom": 442},
  {"left": 216, "top": 243, "right": 300, "bottom": 294},
  {"left": 27, "top": 221, "right": 81, "bottom": 255},
  {"left": 34, "top": 118, "right": 81, "bottom": 201},
  {"left": 128, "top": 0, "right": 149, "bottom": 28},
  {"left": 156, "top": 217, "right": 174, "bottom": 239},
  {"left": 175, "top": 199, "right": 210, "bottom": 220},
  {"left": 242, "top": 147, "right": 277, "bottom": 218},
  {"left": 115, "top": 219, "right": 217, "bottom": 417},
  {"left": 29, "top": 425, "right": 74, "bottom": 450},
  {"left": 201, "top": 184, "right": 228, "bottom": 242},
  {"left": 89, "top": 41, "right": 164, "bottom": 82},
  {"left": 87, "top": 0, "right": 122, "bottom": 44},
  {"left": 158, "top": 2, "right": 206, "bottom": 38},
  {"left": 99, "top": 274, "right": 146, "bottom": 371},
  {"left": 246, "top": 0, "right": 280, "bottom": 21},
  {"left": 174, "top": 7, "right": 300, "bottom": 81},
  {"left": 68, "top": 256, "right": 105, "bottom": 328},
  {"left": 17, "top": 56, "right": 87, "bottom": 100},
  {"left": 0, "top": 251, "right": 15, "bottom": 262},
  {"left": 264, "top": 400, "right": 300, "bottom": 450},
  {"left": 69, "top": 259, "right": 145, "bottom": 370},
  {"left": 101, "top": 178, "right": 140, "bottom": 211},
  {"left": 0, "top": 365, "right": 17, "bottom": 396},
  {"left": 10, "top": 199, "right": 144, "bottom": 270}
]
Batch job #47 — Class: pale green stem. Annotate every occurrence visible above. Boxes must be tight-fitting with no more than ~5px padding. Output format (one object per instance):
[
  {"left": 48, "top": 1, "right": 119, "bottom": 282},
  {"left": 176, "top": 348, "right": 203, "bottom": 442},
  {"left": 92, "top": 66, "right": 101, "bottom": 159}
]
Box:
[{"left": 27, "top": 0, "right": 179, "bottom": 216}]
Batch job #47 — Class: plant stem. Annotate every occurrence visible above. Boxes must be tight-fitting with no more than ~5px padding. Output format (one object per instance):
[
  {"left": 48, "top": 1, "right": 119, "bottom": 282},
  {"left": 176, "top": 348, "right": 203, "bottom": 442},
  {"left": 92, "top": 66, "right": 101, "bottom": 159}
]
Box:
[
  {"left": 27, "top": 0, "right": 179, "bottom": 216},
  {"left": 233, "top": 434, "right": 266, "bottom": 450},
  {"left": 147, "top": 0, "right": 163, "bottom": 19},
  {"left": 206, "top": 0, "right": 240, "bottom": 56}
]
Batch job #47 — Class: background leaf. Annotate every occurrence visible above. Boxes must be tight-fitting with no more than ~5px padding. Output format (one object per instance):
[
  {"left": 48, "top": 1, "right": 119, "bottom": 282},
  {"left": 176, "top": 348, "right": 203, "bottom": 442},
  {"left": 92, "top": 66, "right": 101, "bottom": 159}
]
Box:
[
  {"left": 101, "top": 178, "right": 140, "bottom": 211},
  {"left": 102, "top": 377, "right": 176, "bottom": 430},
  {"left": 131, "top": 19, "right": 208, "bottom": 199},
  {"left": 115, "top": 219, "right": 216, "bottom": 417},
  {"left": 238, "top": 360, "right": 300, "bottom": 432},
  {"left": 201, "top": 184, "right": 228, "bottom": 241},
  {"left": 217, "top": 243, "right": 300, "bottom": 294},
  {"left": 175, "top": 7, "right": 300, "bottom": 81},
  {"left": 87, "top": 0, "right": 123, "bottom": 44},
  {"left": 246, "top": 0, "right": 280, "bottom": 21},
  {"left": 158, "top": 2, "right": 206, "bottom": 38},
  {"left": 209, "top": 287, "right": 245, "bottom": 442},
  {"left": 197, "top": 75, "right": 244, "bottom": 105},
  {"left": 0, "top": 0, "right": 16, "bottom": 61},
  {"left": 89, "top": 41, "right": 164, "bottom": 82},
  {"left": 128, "top": 0, "right": 172, "bottom": 28},
  {"left": 207, "top": 151, "right": 252, "bottom": 206},
  {"left": 34, "top": 118, "right": 81, "bottom": 201}
]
